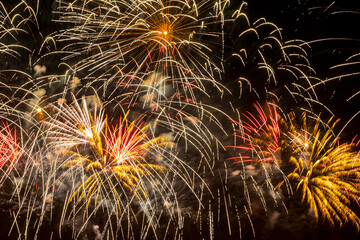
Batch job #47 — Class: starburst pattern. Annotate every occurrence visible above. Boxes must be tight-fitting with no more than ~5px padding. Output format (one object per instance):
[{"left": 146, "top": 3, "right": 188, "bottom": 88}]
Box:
[
  {"left": 279, "top": 116, "right": 360, "bottom": 230},
  {"left": 229, "top": 101, "right": 283, "bottom": 164},
  {"left": 47, "top": 97, "right": 172, "bottom": 213},
  {"left": 55, "top": 0, "right": 230, "bottom": 102}
]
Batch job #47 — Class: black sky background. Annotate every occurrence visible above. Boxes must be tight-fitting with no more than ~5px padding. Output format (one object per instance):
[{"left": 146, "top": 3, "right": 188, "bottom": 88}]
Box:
[{"left": 243, "top": 0, "right": 360, "bottom": 141}]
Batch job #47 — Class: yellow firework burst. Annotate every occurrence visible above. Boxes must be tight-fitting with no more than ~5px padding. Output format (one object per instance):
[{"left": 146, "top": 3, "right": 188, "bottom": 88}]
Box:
[
  {"left": 48, "top": 97, "right": 172, "bottom": 213},
  {"left": 278, "top": 115, "right": 360, "bottom": 230}
]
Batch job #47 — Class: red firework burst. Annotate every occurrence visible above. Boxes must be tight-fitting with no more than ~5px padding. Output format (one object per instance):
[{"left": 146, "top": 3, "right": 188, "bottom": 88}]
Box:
[
  {"left": 0, "top": 122, "right": 21, "bottom": 169},
  {"left": 228, "top": 101, "right": 281, "bottom": 164},
  {"left": 104, "top": 112, "right": 169, "bottom": 165}
]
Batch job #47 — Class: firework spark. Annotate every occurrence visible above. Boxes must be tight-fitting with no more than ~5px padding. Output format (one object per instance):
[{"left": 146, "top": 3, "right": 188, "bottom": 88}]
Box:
[
  {"left": 47, "top": 97, "right": 172, "bottom": 214},
  {"left": 0, "top": 0, "right": 359, "bottom": 239},
  {"left": 54, "top": 0, "right": 235, "bottom": 105},
  {"left": 228, "top": 101, "right": 282, "bottom": 164},
  {"left": 0, "top": 122, "right": 21, "bottom": 171},
  {"left": 277, "top": 115, "right": 360, "bottom": 230}
]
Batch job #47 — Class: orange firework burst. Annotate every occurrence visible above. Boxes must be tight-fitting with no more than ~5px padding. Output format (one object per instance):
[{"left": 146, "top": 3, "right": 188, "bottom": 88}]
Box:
[{"left": 56, "top": 0, "right": 232, "bottom": 104}]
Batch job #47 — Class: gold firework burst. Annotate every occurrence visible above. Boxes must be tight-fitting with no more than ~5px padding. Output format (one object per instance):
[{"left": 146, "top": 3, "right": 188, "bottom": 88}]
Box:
[
  {"left": 48, "top": 97, "right": 172, "bottom": 213},
  {"left": 278, "top": 115, "right": 360, "bottom": 230}
]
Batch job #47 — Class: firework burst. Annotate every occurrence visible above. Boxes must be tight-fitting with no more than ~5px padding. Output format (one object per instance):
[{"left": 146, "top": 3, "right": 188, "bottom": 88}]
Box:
[
  {"left": 277, "top": 115, "right": 360, "bottom": 230},
  {"left": 0, "top": 0, "right": 359, "bottom": 239},
  {"left": 54, "top": 0, "right": 235, "bottom": 105},
  {"left": 230, "top": 101, "right": 360, "bottom": 231},
  {"left": 0, "top": 122, "right": 21, "bottom": 173},
  {"left": 46, "top": 96, "right": 173, "bottom": 215},
  {"left": 229, "top": 101, "right": 282, "bottom": 164}
]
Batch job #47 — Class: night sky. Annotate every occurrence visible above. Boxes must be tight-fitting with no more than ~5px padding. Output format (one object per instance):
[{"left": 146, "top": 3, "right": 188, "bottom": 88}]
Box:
[{"left": 1, "top": 0, "right": 360, "bottom": 239}]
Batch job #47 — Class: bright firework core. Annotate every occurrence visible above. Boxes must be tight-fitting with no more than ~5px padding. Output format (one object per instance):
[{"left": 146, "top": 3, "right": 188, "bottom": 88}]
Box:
[{"left": 159, "top": 24, "right": 170, "bottom": 39}]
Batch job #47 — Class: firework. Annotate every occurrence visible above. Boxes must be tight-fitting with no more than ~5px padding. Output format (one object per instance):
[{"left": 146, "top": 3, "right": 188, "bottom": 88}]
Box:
[
  {"left": 0, "top": 122, "right": 21, "bottom": 172},
  {"left": 0, "top": 0, "right": 61, "bottom": 128},
  {"left": 46, "top": 96, "right": 173, "bottom": 214},
  {"left": 228, "top": 101, "right": 282, "bottom": 164},
  {"left": 47, "top": 95, "right": 105, "bottom": 150},
  {"left": 230, "top": 101, "right": 360, "bottom": 230},
  {"left": 277, "top": 115, "right": 360, "bottom": 230},
  {"left": 0, "top": 0, "right": 359, "bottom": 239},
  {"left": 227, "top": 102, "right": 289, "bottom": 222},
  {"left": 228, "top": 5, "right": 338, "bottom": 116},
  {"left": 54, "top": 0, "right": 236, "bottom": 105}
]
